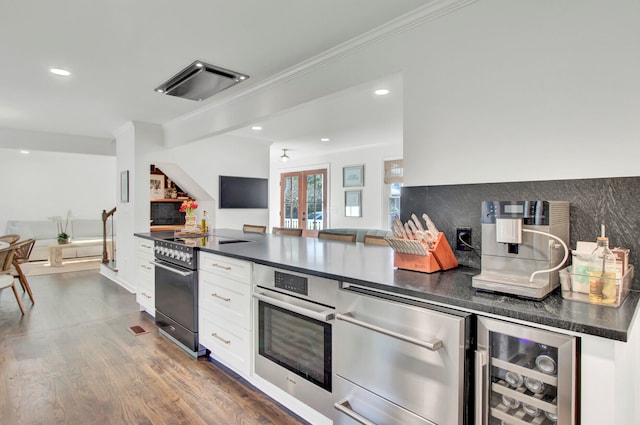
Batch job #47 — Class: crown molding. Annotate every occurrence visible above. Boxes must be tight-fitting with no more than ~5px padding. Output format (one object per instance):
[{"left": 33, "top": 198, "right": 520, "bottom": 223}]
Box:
[{"left": 165, "top": 0, "right": 478, "bottom": 129}]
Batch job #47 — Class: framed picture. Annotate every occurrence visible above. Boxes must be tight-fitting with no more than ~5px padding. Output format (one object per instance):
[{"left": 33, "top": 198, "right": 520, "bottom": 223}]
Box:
[
  {"left": 345, "top": 190, "right": 362, "bottom": 217},
  {"left": 120, "top": 170, "right": 129, "bottom": 203},
  {"left": 343, "top": 165, "right": 364, "bottom": 187},
  {"left": 150, "top": 174, "right": 165, "bottom": 199}
]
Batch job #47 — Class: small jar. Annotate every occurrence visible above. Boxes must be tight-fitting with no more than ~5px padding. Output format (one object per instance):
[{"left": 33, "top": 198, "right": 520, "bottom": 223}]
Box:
[
  {"left": 524, "top": 376, "right": 545, "bottom": 394},
  {"left": 502, "top": 395, "right": 520, "bottom": 409}
]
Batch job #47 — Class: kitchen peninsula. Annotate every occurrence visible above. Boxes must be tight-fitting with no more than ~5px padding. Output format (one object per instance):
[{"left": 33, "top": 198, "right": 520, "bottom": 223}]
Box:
[{"left": 136, "top": 228, "right": 640, "bottom": 425}]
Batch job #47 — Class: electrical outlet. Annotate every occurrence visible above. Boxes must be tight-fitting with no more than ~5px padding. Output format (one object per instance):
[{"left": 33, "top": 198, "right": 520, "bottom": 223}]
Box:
[{"left": 456, "top": 227, "right": 472, "bottom": 251}]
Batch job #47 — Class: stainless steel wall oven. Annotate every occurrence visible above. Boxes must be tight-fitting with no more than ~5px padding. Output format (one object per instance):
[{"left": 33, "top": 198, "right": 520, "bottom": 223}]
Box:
[{"left": 253, "top": 264, "right": 338, "bottom": 419}]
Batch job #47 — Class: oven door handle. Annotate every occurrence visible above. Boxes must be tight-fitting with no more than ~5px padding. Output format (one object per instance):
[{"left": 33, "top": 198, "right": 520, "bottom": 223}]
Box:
[
  {"left": 336, "top": 313, "right": 443, "bottom": 351},
  {"left": 253, "top": 292, "right": 334, "bottom": 322},
  {"left": 150, "top": 261, "right": 194, "bottom": 277},
  {"left": 334, "top": 399, "right": 377, "bottom": 425}
]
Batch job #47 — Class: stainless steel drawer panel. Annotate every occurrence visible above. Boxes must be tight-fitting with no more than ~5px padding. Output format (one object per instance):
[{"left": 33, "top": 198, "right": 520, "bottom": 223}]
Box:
[
  {"left": 333, "top": 376, "right": 436, "bottom": 425},
  {"left": 335, "top": 289, "right": 466, "bottom": 425}
]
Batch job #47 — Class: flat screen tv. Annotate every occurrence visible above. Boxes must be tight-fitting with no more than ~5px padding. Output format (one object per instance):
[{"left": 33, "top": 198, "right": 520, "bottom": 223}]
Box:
[{"left": 219, "top": 175, "right": 268, "bottom": 209}]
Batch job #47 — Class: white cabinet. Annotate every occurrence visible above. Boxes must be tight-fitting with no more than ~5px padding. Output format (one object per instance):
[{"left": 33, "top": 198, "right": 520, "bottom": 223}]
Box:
[
  {"left": 199, "top": 251, "right": 253, "bottom": 377},
  {"left": 135, "top": 237, "right": 155, "bottom": 316}
]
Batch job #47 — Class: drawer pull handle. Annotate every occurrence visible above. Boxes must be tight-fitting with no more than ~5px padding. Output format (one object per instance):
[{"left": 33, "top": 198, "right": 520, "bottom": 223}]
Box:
[
  {"left": 334, "top": 400, "right": 377, "bottom": 425},
  {"left": 211, "top": 293, "right": 231, "bottom": 302},
  {"left": 141, "top": 292, "right": 151, "bottom": 299},
  {"left": 141, "top": 244, "right": 152, "bottom": 249},
  {"left": 141, "top": 265, "right": 152, "bottom": 270},
  {"left": 211, "top": 332, "right": 231, "bottom": 344},
  {"left": 212, "top": 263, "right": 232, "bottom": 270},
  {"left": 336, "top": 313, "right": 443, "bottom": 351}
]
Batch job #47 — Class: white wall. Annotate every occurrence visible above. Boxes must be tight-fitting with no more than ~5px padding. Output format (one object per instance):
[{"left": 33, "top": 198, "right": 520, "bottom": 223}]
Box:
[
  {"left": 0, "top": 148, "right": 116, "bottom": 232},
  {"left": 269, "top": 144, "right": 402, "bottom": 231},
  {"left": 147, "top": 134, "right": 270, "bottom": 230},
  {"left": 402, "top": 0, "right": 640, "bottom": 185},
  {"left": 164, "top": 0, "right": 639, "bottom": 188}
]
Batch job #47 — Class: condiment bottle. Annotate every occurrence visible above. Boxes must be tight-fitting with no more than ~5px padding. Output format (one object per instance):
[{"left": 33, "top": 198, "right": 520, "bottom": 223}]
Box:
[
  {"left": 201, "top": 211, "right": 209, "bottom": 234},
  {"left": 588, "top": 225, "right": 618, "bottom": 303}
]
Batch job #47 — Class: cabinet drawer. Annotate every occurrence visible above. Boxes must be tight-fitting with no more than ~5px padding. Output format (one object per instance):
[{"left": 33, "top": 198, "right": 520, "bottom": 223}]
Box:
[
  {"left": 199, "top": 252, "right": 251, "bottom": 283},
  {"left": 136, "top": 259, "right": 154, "bottom": 280},
  {"left": 136, "top": 238, "right": 154, "bottom": 256},
  {"left": 199, "top": 313, "right": 251, "bottom": 377},
  {"left": 199, "top": 270, "right": 251, "bottom": 330},
  {"left": 136, "top": 277, "right": 154, "bottom": 314}
]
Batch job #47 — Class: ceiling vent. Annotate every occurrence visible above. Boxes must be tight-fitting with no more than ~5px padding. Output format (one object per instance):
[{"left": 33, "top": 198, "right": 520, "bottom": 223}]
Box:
[{"left": 154, "top": 60, "right": 249, "bottom": 101}]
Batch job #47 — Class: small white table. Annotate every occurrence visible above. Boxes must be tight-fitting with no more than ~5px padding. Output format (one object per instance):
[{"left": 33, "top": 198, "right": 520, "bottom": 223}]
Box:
[{"left": 48, "top": 239, "right": 107, "bottom": 266}]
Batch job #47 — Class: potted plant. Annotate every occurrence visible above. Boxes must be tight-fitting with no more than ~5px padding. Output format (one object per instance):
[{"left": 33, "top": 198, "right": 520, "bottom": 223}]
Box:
[{"left": 55, "top": 211, "right": 72, "bottom": 244}]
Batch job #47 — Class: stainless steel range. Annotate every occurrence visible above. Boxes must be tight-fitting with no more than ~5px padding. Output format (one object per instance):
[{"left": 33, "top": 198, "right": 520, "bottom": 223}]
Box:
[{"left": 153, "top": 239, "right": 206, "bottom": 357}]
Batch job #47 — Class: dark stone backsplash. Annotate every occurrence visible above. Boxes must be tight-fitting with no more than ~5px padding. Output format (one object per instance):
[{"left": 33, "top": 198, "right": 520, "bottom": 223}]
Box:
[{"left": 401, "top": 177, "right": 640, "bottom": 273}]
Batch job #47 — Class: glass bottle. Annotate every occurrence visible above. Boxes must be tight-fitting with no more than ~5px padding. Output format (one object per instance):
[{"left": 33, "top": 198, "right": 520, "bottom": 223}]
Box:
[
  {"left": 588, "top": 236, "right": 618, "bottom": 303},
  {"left": 200, "top": 210, "right": 209, "bottom": 234}
]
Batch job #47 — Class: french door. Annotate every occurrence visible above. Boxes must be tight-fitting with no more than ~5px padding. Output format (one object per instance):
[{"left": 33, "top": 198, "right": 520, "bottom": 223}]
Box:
[{"left": 280, "top": 169, "right": 326, "bottom": 236}]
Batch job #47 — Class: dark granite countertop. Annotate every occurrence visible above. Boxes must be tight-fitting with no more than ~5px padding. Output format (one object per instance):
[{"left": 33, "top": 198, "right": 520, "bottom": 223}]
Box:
[{"left": 135, "top": 229, "right": 639, "bottom": 342}]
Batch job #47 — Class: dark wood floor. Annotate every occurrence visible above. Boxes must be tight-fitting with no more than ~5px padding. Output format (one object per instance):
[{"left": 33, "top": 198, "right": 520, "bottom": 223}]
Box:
[{"left": 0, "top": 270, "right": 307, "bottom": 425}]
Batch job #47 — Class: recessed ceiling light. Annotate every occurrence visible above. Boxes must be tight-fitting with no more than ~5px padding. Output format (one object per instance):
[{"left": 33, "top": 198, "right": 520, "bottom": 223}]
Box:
[
  {"left": 19, "top": 150, "right": 30, "bottom": 154},
  {"left": 50, "top": 68, "right": 71, "bottom": 76},
  {"left": 374, "top": 88, "right": 390, "bottom": 96},
  {"left": 251, "top": 126, "right": 262, "bottom": 131},
  {"left": 321, "top": 138, "right": 330, "bottom": 142},
  {"left": 195, "top": 62, "right": 203, "bottom": 68}
]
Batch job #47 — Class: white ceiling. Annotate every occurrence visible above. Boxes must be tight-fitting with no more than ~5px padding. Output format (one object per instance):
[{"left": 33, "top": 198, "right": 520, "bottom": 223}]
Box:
[{"left": 0, "top": 0, "right": 423, "bottom": 152}]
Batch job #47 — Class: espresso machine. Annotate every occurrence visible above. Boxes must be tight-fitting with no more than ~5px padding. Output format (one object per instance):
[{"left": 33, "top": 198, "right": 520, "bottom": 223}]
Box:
[{"left": 472, "top": 200, "right": 570, "bottom": 299}]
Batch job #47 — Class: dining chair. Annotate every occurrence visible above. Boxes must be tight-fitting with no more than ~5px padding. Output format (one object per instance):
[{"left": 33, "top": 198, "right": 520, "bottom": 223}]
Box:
[
  {"left": 272, "top": 227, "right": 303, "bottom": 237},
  {"left": 243, "top": 224, "right": 267, "bottom": 234},
  {"left": 0, "top": 245, "right": 25, "bottom": 314},
  {"left": 11, "top": 238, "right": 35, "bottom": 304},
  {"left": 318, "top": 231, "right": 357, "bottom": 243},
  {"left": 0, "top": 234, "right": 20, "bottom": 245},
  {"left": 363, "top": 234, "right": 389, "bottom": 246}
]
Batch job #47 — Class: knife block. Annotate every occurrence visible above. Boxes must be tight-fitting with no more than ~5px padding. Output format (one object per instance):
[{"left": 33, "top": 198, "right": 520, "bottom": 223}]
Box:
[{"left": 393, "top": 233, "right": 458, "bottom": 273}]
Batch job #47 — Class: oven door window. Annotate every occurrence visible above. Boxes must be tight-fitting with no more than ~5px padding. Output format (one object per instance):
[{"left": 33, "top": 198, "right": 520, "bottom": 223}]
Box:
[{"left": 258, "top": 301, "right": 332, "bottom": 392}]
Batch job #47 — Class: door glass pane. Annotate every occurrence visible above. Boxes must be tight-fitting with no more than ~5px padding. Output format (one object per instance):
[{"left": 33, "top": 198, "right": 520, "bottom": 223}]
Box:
[
  {"left": 489, "top": 331, "right": 559, "bottom": 424},
  {"left": 306, "top": 173, "right": 324, "bottom": 230},
  {"left": 283, "top": 176, "right": 299, "bottom": 228}
]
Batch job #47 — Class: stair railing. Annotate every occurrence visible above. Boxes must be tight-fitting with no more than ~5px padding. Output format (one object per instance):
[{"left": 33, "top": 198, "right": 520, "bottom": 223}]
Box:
[{"left": 102, "top": 207, "right": 116, "bottom": 264}]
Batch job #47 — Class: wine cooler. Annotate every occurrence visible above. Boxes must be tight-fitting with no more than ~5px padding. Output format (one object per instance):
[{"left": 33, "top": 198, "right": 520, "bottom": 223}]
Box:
[{"left": 475, "top": 317, "right": 578, "bottom": 424}]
